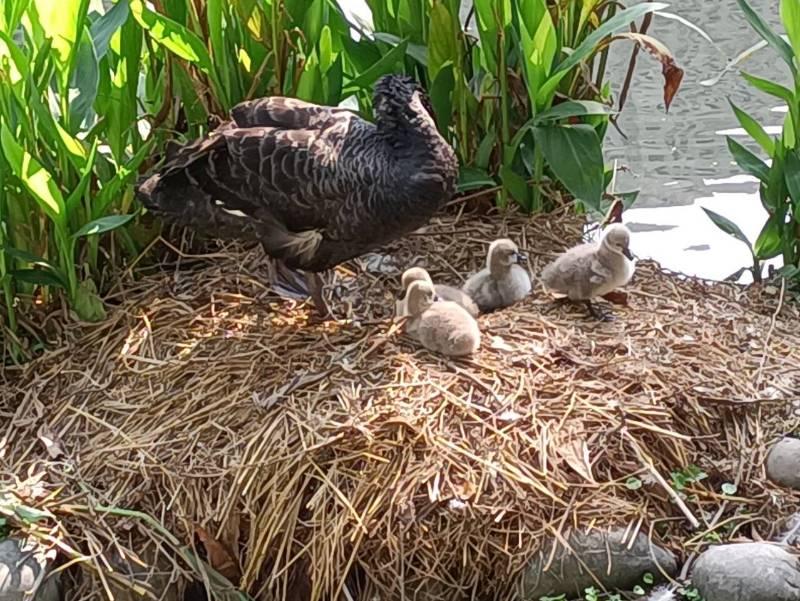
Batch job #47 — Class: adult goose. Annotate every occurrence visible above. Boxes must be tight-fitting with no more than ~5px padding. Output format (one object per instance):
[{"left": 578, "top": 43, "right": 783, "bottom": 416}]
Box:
[{"left": 136, "top": 74, "right": 459, "bottom": 317}]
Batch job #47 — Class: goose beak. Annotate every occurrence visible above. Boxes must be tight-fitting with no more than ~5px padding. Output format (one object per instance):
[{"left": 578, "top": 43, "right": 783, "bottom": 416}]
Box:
[
  {"left": 515, "top": 252, "right": 529, "bottom": 265},
  {"left": 623, "top": 246, "right": 634, "bottom": 261}
]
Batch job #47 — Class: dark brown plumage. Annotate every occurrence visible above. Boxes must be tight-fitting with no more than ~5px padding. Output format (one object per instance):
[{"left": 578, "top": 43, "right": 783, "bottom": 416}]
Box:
[{"left": 135, "top": 74, "right": 459, "bottom": 316}]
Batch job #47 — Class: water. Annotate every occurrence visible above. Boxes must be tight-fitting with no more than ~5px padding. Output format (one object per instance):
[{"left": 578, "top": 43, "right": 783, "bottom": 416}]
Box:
[{"left": 340, "top": 0, "right": 790, "bottom": 282}]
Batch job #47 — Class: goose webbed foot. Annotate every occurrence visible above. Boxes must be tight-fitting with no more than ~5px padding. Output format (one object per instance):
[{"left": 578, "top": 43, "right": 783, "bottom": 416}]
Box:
[
  {"left": 304, "top": 272, "right": 333, "bottom": 320},
  {"left": 585, "top": 300, "right": 614, "bottom": 321}
]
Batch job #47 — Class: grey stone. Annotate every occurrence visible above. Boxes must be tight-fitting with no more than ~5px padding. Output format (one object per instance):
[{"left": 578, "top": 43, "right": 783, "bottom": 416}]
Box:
[
  {"left": 518, "top": 529, "right": 678, "bottom": 600},
  {"left": 0, "top": 538, "right": 60, "bottom": 601},
  {"left": 692, "top": 542, "right": 800, "bottom": 601},
  {"left": 767, "top": 437, "right": 800, "bottom": 490}
]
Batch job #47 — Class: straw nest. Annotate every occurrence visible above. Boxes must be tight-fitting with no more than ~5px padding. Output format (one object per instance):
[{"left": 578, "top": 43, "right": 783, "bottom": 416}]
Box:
[{"left": 2, "top": 206, "right": 800, "bottom": 601}]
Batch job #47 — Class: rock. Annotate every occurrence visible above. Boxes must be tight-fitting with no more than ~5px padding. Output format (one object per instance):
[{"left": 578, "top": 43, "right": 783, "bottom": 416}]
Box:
[
  {"left": 0, "top": 538, "right": 60, "bottom": 601},
  {"left": 692, "top": 542, "right": 800, "bottom": 601},
  {"left": 518, "top": 529, "right": 678, "bottom": 600},
  {"left": 766, "top": 437, "right": 800, "bottom": 489}
]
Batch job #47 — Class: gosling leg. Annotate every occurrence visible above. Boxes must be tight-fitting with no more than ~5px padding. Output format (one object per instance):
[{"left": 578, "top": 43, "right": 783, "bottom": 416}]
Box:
[
  {"left": 304, "top": 272, "right": 333, "bottom": 320},
  {"left": 585, "top": 300, "right": 614, "bottom": 321}
]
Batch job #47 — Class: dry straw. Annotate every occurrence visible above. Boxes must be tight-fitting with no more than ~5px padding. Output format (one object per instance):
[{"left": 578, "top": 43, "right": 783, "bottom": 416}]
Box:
[{"left": 2, "top": 207, "right": 800, "bottom": 601}]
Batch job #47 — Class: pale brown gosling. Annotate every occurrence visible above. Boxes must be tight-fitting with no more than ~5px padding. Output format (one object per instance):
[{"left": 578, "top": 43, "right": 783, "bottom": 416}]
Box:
[
  {"left": 396, "top": 267, "right": 480, "bottom": 318},
  {"left": 405, "top": 280, "right": 480, "bottom": 357},
  {"left": 540, "top": 223, "right": 635, "bottom": 321},
  {"left": 462, "top": 239, "right": 531, "bottom": 312}
]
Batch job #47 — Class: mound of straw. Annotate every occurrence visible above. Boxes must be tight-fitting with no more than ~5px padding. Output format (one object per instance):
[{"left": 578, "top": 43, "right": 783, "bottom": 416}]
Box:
[{"left": 2, "top": 207, "right": 800, "bottom": 601}]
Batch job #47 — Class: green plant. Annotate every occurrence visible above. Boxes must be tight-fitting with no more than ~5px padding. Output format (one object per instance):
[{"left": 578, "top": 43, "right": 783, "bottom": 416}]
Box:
[
  {"left": 703, "top": 0, "right": 800, "bottom": 285},
  {"left": 670, "top": 465, "right": 707, "bottom": 492}
]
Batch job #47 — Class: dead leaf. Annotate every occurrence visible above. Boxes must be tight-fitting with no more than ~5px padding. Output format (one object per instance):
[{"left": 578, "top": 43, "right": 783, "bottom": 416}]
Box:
[
  {"left": 601, "top": 290, "right": 629, "bottom": 305},
  {"left": 553, "top": 423, "right": 595, "bottom": 483},
  {"left": 37, "top": 425, "right": 65, "bottom": 459},
  {"left": 195, "top": 525, "right": 241, "bottom": 583},
  {"left": 613, "top": 32, "right": 685, "bottom": 112}
]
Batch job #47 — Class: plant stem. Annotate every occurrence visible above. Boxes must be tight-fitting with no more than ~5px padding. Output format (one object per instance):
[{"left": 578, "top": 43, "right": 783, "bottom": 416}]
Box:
[{"left": 497, "top": 1, "right": 510, "bottom": 209}]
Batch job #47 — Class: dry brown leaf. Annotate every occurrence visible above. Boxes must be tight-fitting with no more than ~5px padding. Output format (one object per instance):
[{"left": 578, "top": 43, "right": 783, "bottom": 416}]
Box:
[
  {"left": 613, "top": 32, "right": 685, "bottom": 112},
  {"left": 195, "top": 525, "right": 241, "bottom": 584},
  {"left": 601, "top": 290, "right": 629, "bottom": 305},
  {"left": 553, "top": 424, "right": 595, "bottom": 483},
  {"left": 36, "top": 425, "right": 65, "bottom": 459}
]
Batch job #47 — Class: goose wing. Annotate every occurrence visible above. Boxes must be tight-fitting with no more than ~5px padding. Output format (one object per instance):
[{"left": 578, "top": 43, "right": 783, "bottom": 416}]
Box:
[{"left": 230, "top": 96, "right": 356, "bottom": 129}]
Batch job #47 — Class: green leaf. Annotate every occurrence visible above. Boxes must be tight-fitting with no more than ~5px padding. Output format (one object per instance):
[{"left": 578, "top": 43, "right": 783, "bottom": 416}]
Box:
[
  {"left": 476, "top": 131, "right": 497, "bottom": 169},
  {"left": 534, "top": 124, "right": 604, "bottom": 209},
  {"left": 73, "top": 280, "right": 106, "bottom": 321},
  {"left": 782, "top": 0, "right": 800, "bottom": 59},
  {"left": 0, "top": 30, "right": 29, "bottom": 86},
  {"left": 373, "top": 32, "right": 427, "bottom": 66},
  {"left": 740, "top": 72, "right": 794, "bottom": 104},
  {"left": 90, "top": 0, "right": 131, "bottom": 60},
  {"left": 500, "top": 165, "right": 530, "bottom": 208},
  {"left": 729, "top": 100, "right": 774, "bottom": 155},
  {"left": 537, "top": 2, "right": 669, "bottom": 104},
  {"left": 2, "top": 247, "right": 60, "bottom": 271},
  {"left": 32, "top": 0, "right": 89, "bottom": 73},
  {"left": 72, "top": 214, "right": 136, "bottom": 239},
  {"left": 65, "top": 140, "right": 98, "bottom": 213},
  {"left": 534, "top": 100, "right": 617, "bottom": 124},
  {"left": 727, "top": 137, "right": 770, "bottom": 182},
  {"left": 755, "top": 212, "right": 785, "bottom": 260},
  {"left": 721, "top": 482, "right": 738, "bottom": 495},
  {"left": 0, "top": 124, "right": 67, "bottom": 228},
  {"left": 786, "top": 150, "right": 800, "bottom": 203},
  {"left": 429, "top": 62, "right": 455, "bottom": 133},
  {"left": 14, "top": 505, "right": 51, "bottom": 524},
  {"left": 343, "top": 39, "right": 408, "bottom": 96},
  {"left": 701, "top": 207, "right": 752, "bottom": 250},
  {"left": 10, "top": 269, "right": 68, "bottom": 289},
  {"left": 457, "top": 166, "right": 496, "bottom": 193},
  {"left": 737, "top": 0, "right": 797, "bottom": 72},
  {"left": 428, "top": 3, "right": 458, "bottom": 83}
]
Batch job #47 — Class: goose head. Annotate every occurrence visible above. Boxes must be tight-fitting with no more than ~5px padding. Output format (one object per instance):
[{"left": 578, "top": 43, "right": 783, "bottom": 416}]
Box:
[
  {"left": 601, "top": 223, "right": 634, "bottom": 260},
  {"left": 487, "top": 239, "right": 528, "bottom": 275},
  {"left": 406, "top": 280, "right": 437, "bottom": 316},
  {"left": 373, "top": 74, "right": 437, "bottom": 132}
]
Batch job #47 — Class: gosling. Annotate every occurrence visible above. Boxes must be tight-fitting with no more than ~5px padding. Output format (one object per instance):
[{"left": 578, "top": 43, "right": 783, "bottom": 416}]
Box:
[
  {"left": 396, "top": 267, "right": 480, "bottom": 318},
  {"left": 540, "top": 223, "right": 635, "bottom": 320},
  {"left": 462, "top": 239, "right": 532, "bottom": 312},
  {"left": 404, "top": 280, "right": 480, "bottom": 357}
]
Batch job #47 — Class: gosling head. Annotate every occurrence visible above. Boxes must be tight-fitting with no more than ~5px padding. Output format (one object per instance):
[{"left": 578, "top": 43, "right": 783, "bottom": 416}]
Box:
[
  {"left": 601, "top": 224, "right": 634, "bottom": 260},
  {"left": 401, "top": 267, "right": 433, "bottom": 291},
  {"left": 406, "top": 280, "right": 437, "bottom": 316},
  {"left": 487, "top": 238, "right": 528, "bottom": 274}
]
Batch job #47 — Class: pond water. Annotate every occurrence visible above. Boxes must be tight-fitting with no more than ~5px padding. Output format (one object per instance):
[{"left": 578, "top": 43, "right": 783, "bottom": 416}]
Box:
[{"left": 340, "top": 0, "right": 789, "bottom": 282}]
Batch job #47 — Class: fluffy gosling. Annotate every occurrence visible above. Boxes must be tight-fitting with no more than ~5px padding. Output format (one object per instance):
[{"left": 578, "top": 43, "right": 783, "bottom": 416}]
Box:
[
  {"left": 396, "top": 267, "right": 480, "bottom": 318},
  {"left": 462, "top": 239, "right": 532, "bottom": 312},
  {"left": 540, "top": 223, "right": 635, "bottom": 320},
  {"left": 405, "top": 280, "right": 480, "bottom": 357}
]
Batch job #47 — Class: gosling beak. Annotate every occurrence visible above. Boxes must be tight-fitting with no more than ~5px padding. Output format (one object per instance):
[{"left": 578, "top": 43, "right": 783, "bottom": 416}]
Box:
[
  {"left": 515, "top": 252, "right": 529, "bottom": 265},
  {"left": 433, "top": 294, "right": 441, "bottom": 302},
  {"left": 623, "top": 246, "right": 634, "bottom": 261}
]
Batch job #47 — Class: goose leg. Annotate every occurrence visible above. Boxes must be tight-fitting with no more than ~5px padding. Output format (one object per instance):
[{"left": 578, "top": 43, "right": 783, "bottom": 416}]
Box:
[
  {"left": 585, "top": 300, "right": 614, "bottom": 321},
  {"left": 304, "top": 272, "right": 333, "bottom": 319}
]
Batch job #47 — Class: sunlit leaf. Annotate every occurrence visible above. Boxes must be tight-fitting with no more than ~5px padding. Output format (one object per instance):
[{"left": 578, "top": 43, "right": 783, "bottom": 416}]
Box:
[
  {"left": 0, "top": 124, "right": 66, "bottom": 228},
  {"left": 32, "top": 0, "right": 89, "bottom": 73},
  {"left": 740, "top": 72, "right": 794, "bottom": 104},
  {"left": 90, "top": 0, "right": 130, "bottom": 60},
  {"left": 782, "top": 0, "right": 800, "bottom": 59},
  {"left": 737, "top": 0, "right": 797, "bottom": 72}
]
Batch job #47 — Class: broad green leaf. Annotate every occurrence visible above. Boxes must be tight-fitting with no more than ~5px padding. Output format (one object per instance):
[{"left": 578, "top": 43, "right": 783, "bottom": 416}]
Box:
[
  {"left": 70, "top": 27, "right": 100, "bottom": 132},
  {"left": 319, "top": 25, "right": 334, "bottom": 72},
  {"left": 65, "top": 140, "right": 99, "bottom": 213},
  {"left": 500, "top": 165, "right": 530, "bottom": 208},
  {"left": 754, "top": 212, "right": 784, "bottom": 259},
  {"left": 10, "top": 269, "right": 68, "bottom": 289},
  {"left": 727, "top": 137, "right": 770, "bottom": 182},
  {"left": 343, "top": 39, "right": 408, "bottom": 96},
  {"left": 72, "top": 214, "right": 136, "bottom": 239},
  {"left": 302, "top": 0, "right": 325, "bottom": 44},
  {"left": 429, "top": 62, "right": 455, "bottom": 134},
  {"left": 295, "top": 52, "right": 323, "bottom": 103},
  {"left": 740, "top": 72, "right": 794, "bottom": 104},
  {"left": 701, "top": 207, "right": 752, "bottom": 249},
  {"left": 534, "top": 124, "right": 604, "bottom": 209},
  {"left": 476, "top": 131, "right": 497, "bottom": 169},
  {"left": 729, "top": 100, "right": 774, "bottom": 155},
  {"left": 0, "top": 124, "right": 66, "bottom": 228},
  {"left": 534, "top": 101, "right": 616, "bottom": 124},
  {"left": 537, "top": 2, "right": 669, "bottom": 105},
  {"left": 737, "top": 0, "right": 797, "bottom": 72},
  {"left": 72, "top": 279, "right": 106, "bottom": 321},
  {"left": 0, "top": 31, "right": 28, "bottom": 86},
  {"left": 32, "top": 0, "right": 89, "bottom": 73},
  {"left": 90, "top": 0, "right": 130, "bottom": 60},
  {"left": 2, "top": 247, "right": 59, "bottom": 271},
  {"left": 458, "top": 166, "right": 496, "bottom": 193},
  {"left": 373, "top": 33, "right": 428, "bottom": 66},
  {"left": 786, "top": 150, "right": 800, "bottom": 203},
  {"left": 782, "top": 0, "right": 800, "bottom": 59},
  {"left": 428, "top": 3, "right": 458, "bottom": 83}
]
